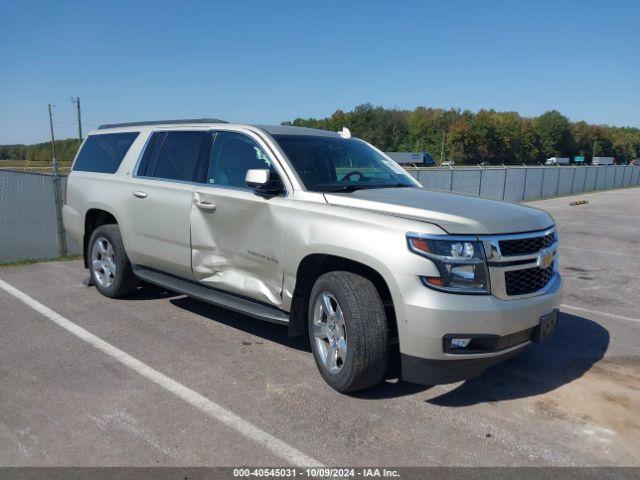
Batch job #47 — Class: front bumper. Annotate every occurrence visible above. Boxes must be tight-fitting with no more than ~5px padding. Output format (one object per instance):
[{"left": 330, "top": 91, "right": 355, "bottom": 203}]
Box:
[
  {"left": 401, "top": 344, "right": 528, "bottom": 385},
  {"left": 393, "top": 272, "right": 563, "bottom": 385}
]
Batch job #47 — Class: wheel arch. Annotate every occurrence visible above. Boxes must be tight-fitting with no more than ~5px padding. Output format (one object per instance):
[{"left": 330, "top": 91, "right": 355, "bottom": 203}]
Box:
[
  {"left": 288, "top": 253, "right": 398, "bottom": 342},
  {"left": 83, "top": 208, "right": 120, "bottom": 268}
]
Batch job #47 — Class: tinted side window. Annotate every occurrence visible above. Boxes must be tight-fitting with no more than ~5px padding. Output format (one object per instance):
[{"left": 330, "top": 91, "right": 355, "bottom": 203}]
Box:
[
  {"left": 151, "top": 131, "right": 211, "bottom": 182},
  {"left": 207, "top": 132, "right": 272, "bottom": 188},
  {"left": 73, "top": 132, "right": 139, "bottom": 173}
]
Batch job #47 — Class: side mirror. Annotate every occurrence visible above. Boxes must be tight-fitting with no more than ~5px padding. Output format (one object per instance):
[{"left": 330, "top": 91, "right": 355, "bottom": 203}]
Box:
[
  {"left": 245, "top": 169, "right": 269, "bottom": 188},
  {"left": 245, "top": 169, "right": 284, "bottom": 196}
]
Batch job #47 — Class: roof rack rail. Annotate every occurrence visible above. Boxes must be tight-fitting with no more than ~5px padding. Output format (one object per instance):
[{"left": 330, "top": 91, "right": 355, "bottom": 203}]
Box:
[{"left": 98, "top": 118, "right": 228, "bottom": 129}]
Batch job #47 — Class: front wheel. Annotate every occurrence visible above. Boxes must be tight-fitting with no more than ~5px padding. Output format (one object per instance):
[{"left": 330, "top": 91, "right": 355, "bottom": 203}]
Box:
[{"left": 308, "top": 271, "right": 389, "bottom": 393}]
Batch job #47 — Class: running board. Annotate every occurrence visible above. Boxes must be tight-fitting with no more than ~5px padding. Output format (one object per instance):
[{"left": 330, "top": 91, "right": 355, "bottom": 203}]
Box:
[{"left": 133, "top": 267, "right": 289, "bottom": 326}]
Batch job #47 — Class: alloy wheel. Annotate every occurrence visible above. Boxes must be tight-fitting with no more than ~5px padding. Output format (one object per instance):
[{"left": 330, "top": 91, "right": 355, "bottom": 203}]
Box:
[
  {"left": 313, "top": 292, "right": 347, "bottom": 373},
  {"left": 91, "top": 237, "right": 117, "bottom": 289}
]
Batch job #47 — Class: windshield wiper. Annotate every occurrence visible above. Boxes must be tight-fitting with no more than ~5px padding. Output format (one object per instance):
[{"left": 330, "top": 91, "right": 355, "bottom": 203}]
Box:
[
  {"left": 375, "top": 183, "right": 414, "bottom": 189},
  {"left": 322, "top": 183, "right": 413, "bottom": 193},
  {"left": 321, "top": 185, "right": 369, "bottom": 193}
]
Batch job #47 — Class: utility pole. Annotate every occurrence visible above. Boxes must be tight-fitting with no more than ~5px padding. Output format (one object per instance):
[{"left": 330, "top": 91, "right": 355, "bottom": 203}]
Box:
[
  {"left": 48, "top": 103, "right": 58, "bottom": 177},
  {"left": 592, "top": 139, "right": 597, "bottom": 161},
  {"left": 440, "top": 129, "right": 446, "bottom": 164},
  {"left": 71, "top": 97, "right": 82, "bottom": 144},
  {"left": 48, "top": 103, "right": 67, "bottom": 257}
]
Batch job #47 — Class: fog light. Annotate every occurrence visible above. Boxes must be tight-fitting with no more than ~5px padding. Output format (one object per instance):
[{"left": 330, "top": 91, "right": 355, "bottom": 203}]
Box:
[{"left": 450, "top": 338, "right": 471, "bottom": 349}]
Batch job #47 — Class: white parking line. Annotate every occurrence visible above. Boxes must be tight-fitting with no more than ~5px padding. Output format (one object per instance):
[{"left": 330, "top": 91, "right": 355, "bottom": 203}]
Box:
[
  {"left": 0, "top": 278, "right": 322, "bottom": 467},
  {"left": 561, "top": 304, "right": 640, "bottom": 324}
]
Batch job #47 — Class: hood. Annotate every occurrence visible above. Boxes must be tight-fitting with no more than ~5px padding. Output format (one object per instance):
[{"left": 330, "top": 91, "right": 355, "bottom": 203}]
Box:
[{"left": 324, "top": 187, "right": 554, "bottom": 235}]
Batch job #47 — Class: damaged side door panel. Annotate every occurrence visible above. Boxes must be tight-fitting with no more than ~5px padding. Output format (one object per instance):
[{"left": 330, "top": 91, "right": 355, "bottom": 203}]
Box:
[{"left": 190, "top": 187, "right": 288, "bottom": 306}]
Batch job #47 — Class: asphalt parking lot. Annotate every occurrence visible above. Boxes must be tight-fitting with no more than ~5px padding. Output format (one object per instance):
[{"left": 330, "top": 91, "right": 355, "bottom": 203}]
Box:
[{"left": 1, "top": 188, "right": 639, "bottom": 467}]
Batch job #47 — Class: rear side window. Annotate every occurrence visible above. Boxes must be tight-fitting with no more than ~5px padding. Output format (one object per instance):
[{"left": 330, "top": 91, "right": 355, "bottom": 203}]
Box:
[
  {"left": 73, "top": 132, "right": 139, "bottom": 173},
  {"left": 147, "top": 131, "right": 211, "bottom": 182}
]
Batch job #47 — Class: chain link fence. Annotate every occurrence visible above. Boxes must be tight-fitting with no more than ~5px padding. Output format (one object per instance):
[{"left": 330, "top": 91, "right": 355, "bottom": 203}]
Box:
[
  {"left": 0, "top": 170, "right": 81, "bottom": 264},
  {"left": 1, "top": 165, "right": 639, "bottom": 264},
  {"left": 406, "top": 165, "right": 640, "bottom": 201}
]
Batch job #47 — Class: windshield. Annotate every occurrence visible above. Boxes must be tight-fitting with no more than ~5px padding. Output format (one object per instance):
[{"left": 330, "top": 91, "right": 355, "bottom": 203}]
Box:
[{"left": 272, "top": 134, "right": 417, "bottom": 192}]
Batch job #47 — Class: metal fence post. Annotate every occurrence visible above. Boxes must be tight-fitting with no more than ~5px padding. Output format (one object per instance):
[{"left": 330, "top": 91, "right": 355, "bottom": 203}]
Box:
[
  {"left": 52, "top": 173, "right": 67, "bottom": 257},
  {"left": 583, "top": 166, "right": 588, "bottom": 192},
  {"left": 540, "top": 167, "right": 545, "bottom": 198},
  {"left": 555, "top": 167, "right": 561, "bottom": 195},
  {"left": 48, "top": 103, "right": 67, "bottom": 258},
  {"left": 449, "top": 169, "right": 454, "bottom": 191},
  {"left": 570, "top": 166, "right": 576, "bottom": 193},
  {"left": 522, "top": 167, "right": 528, "bottom": 201},
  {"left": 478, "top": 168, "right": 483, "bottom": 196},
  {"left": 502, "top": 168, "right": 508, "bottom": 200}
]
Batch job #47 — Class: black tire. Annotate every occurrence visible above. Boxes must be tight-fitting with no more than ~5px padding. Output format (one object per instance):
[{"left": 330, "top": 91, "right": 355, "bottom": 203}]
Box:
[
  {"left": 88, "top": 224, "right": 138, "bottom": 298},
  {"left": 308, "top": 271, "right": 389, "bottom": 393}
]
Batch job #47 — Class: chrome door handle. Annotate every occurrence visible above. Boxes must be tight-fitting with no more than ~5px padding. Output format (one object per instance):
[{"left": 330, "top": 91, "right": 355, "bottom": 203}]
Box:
[
  {"left": 133, "top": 191, "right": 147, "bottom": 199},
  {"left": 194, "top": 200, "right": 217, "bottom": 211}
]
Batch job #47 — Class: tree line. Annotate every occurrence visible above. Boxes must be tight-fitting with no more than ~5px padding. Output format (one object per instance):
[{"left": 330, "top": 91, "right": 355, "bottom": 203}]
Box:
[
  {"left": 2, "top": 105, "right": 639, "bottom": 166},
  {"left": 284, "top": 104, "right": 640, "bottom": 165},
  {"left": 0, "top": 139, "right": 80, "bottom": 164}
]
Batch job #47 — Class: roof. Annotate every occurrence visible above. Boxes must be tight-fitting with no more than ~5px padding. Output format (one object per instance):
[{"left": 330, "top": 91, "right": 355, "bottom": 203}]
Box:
[
  {"left": 253, "top": 125, "right": 341, "bottom": 137},
  {"left": 98, "top": 118, "right": 227, "bottom": 129},
  {"left": 94, "top": 119, "right": 341, "bottom": 138}
]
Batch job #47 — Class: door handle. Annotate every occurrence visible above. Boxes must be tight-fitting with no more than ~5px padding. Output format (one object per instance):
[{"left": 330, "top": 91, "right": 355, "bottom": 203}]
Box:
[
  {"left": 133, "top": 191, "right": 147, "bottom": 199},
  {"left": 194, "top": 199, "right": 217, "bottom": 211}
]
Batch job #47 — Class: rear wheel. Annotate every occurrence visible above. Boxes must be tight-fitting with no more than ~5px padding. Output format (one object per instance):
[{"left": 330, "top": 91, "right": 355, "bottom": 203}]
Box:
[
  {"left": 89, "top": 224, "right": 138, "bottom": 298},
  {"left": 308, "top": 271, "right": 389, "bottom": 392}
]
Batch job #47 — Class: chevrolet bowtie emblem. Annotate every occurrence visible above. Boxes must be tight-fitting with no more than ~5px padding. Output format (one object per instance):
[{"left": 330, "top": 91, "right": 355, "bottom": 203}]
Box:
[{"left": 537, "top": 250, "right": 554, "bottom": 269}]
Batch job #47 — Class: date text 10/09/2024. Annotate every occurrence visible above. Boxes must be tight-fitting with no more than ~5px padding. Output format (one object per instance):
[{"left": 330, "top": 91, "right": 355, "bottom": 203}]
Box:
[{"left": 233, "top": 468, "right": 401, "bottom": 478}]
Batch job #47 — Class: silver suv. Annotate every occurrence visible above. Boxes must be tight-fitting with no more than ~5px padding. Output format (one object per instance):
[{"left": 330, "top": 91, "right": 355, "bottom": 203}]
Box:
[{"left": 63, "top": 119, "right": 562, "bottom": 392}]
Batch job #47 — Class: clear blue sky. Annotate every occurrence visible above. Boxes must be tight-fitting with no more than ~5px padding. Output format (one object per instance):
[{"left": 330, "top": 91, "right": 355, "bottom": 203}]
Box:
[{"left": 1, "top": 0, "right": 638, "bottom": 144}]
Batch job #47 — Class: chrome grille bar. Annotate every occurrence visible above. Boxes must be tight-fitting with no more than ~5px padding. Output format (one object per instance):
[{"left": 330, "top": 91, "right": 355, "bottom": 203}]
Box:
[{"left": 480, "top": 227, "right": 559, "bottom": 300}]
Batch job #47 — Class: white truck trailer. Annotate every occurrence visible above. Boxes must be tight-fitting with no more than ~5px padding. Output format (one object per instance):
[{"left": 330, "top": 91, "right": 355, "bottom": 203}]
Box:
[{"left": 592, "top": 157, "right": 615, "bottom": 166}]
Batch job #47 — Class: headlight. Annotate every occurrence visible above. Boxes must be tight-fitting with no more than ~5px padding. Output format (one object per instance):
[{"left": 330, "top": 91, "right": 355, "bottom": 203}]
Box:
[{"left": 407, "top": 234, "right": 490, "bottom": 294}]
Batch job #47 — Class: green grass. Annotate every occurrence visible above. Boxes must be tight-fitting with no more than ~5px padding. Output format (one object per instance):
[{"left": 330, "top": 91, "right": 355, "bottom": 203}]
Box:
[
  {"left": 0, "top": 254, "right": 82, "bottom": 268},
  {"left": 0, "top": 159, "right": 72, "bottom": 174}
]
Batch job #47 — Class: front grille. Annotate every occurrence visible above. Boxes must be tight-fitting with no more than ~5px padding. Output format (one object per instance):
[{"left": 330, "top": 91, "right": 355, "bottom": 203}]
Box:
[
  {"left": 505, "top": 264, "right": 554, "bottom": 296},
  {"left": 499, "top": 232, "right": 555, "bottom": 256}
]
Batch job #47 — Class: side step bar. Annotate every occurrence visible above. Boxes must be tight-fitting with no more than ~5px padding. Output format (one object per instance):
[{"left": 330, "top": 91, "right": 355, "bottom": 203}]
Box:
[{"left": 133, "top": 267, "right": 290, "bottom": 326}]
